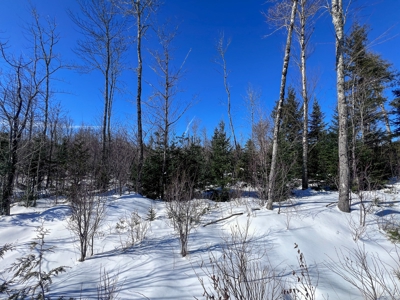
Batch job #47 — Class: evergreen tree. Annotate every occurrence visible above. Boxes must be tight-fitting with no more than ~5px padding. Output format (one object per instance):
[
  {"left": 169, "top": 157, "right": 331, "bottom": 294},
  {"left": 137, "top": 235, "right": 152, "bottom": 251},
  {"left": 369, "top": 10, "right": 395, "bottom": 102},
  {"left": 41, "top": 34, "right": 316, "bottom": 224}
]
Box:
[
  {"left": 141, "top": 132, "right": 165, "bottom": 199},
  {"left": 241, "top": 139, "right": 257, "bottom": 186},
  {"left": 344, "top": 23, "right": 396, "bottom": 188},
  {"left": 391, "top": 88, "right": 400, "bottom": 137},
  {"left": 210, "top": 121, "right": 232, "bottom": 201},
  {"left": 308, "top": 100, "right": 328, "bottom": 182},
  {"left": 273, "top": 87, "right": 303, "bottom": 180}
]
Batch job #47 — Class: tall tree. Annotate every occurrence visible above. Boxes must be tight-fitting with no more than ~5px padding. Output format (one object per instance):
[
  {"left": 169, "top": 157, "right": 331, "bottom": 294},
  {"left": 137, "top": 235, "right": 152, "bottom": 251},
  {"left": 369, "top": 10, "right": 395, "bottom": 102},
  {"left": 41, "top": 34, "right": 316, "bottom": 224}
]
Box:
[
  {"left": 294, "top": 0, "right": 322, "bottom": 190},
  {"left": 331, "top": 0, "right": 350, "bottom": 212},
  {"left": 308, "top": 100, "right": 328, "bottom": 181},
  {"left": 148, "top": 25, "right": 192, "bottom": 199},
  {"left": 265, "top": 0, "right": 298, "bottom": 210},
  {"left": 118, "top": 0, "right": 159, "bottom": 194},
  {"left": 344, "top": 23, "right": 396, "bottom": 188},
  {"left": 69, "top": 0, "right": 127, "bottom": 189},
  {"left": 28, "top": 7, "right": 62, "bottom": 198},
  {"left": 278, "top": 88, "right": 303, "bottom": 177},
  {"left": 216, "top": 32, "right": 237, "bottom": 149}
]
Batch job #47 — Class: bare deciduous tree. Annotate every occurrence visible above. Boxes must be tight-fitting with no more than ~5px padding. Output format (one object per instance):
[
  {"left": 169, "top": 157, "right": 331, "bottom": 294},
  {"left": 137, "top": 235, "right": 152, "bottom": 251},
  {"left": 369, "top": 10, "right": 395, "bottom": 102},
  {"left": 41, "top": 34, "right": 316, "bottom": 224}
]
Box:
[
  {"left": 0, "top": 41, "right": 47, "bottom": 215},
  {"left": 216, "top": 32, "right": 237, "bottom": 149},
  {"left": 293, "top": 0, "right": 322, "bottom": 190},
  {"left": 69, "top": 0, "right": 127, "bottom": 190},
  {"left": 265, "top": 0, "right": 298, "bottom": 210},
  {"left": 244, "top": 83, "right": 262, "bottom": 141},
  {"left": 116, "top": 0, "right": 159, "bottom": 194},
  {"left": 147, "top": 25, "right": 192, "bottom": 199}
]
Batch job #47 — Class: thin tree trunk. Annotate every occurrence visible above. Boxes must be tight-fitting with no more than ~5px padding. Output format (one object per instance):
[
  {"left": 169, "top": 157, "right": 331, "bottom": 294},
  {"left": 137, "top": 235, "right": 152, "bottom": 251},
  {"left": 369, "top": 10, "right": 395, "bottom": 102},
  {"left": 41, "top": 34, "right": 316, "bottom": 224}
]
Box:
[
  {"left": 101, "top": 38, "right": 111, "bottom": 190},
  {"left": 161, "top": 61, "right": 169, "bottom": 200},
  {"left": 136, "top": 6, "right": 144, "bottom": 195},
  {"left": 332, "top": 0, "right": 350, "bottom": 212},
  {"left": 267, "top": 0, "right": 298, "bottom": 210},
  {"left": 300, "top": 0, "right": 308, "bottom": 190}
]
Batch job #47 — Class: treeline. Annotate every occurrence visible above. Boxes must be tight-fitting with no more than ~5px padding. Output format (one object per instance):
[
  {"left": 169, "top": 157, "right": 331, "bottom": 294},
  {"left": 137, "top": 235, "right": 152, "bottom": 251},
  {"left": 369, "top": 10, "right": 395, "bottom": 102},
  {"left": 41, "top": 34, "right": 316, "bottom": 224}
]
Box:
[{"left": 0, "top": 1, "right": 399, "bottom": 216}]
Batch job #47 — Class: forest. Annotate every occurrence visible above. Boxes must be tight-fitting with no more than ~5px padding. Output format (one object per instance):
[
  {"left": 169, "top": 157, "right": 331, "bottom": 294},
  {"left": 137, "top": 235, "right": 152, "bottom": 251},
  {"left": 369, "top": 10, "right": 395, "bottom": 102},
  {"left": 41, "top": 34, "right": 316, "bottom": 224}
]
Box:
[{"left": 1, "top": 0, "right": 400, "bottom": 299}]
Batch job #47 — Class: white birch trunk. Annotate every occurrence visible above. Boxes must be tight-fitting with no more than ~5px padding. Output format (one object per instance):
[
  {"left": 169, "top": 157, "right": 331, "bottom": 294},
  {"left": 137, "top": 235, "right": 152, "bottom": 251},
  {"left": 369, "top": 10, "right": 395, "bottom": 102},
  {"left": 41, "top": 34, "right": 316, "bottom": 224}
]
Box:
[
  {"left": 332, "top": 0, "right": 350, "bottom": 212},
  {"left": 267, "top": 0, "right": 298, "bottom": 210}
]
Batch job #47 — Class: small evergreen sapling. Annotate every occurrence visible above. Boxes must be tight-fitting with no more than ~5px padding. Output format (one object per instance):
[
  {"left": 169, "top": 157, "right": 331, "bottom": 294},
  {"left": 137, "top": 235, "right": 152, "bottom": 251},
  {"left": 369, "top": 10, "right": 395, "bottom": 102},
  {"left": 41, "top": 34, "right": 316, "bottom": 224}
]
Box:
[
  {"left": 5, "top": 224, "right": 67, "bottom": 299},
  {"left": 146, "top": 205, "right": 156, "bottom": 221}
]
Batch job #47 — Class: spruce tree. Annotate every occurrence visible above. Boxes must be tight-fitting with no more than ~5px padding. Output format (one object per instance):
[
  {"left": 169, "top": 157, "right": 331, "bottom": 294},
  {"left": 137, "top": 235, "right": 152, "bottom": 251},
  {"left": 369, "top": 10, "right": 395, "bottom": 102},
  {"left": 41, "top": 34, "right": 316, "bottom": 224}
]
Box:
[
  {"left": 210, "top": 121, "right": 232, "bottom": 201},
  {"left": 345, "top": 23, "right": 396, "bottom": 188},
  {"left": 391, "top": 89, "right": 400, "bottom": 137},
  {"left": 308, "top": 100, "right": 328, "bottom": 182},
  {"left": 273, "top": 88, "right": 303, "bottom": 180}
]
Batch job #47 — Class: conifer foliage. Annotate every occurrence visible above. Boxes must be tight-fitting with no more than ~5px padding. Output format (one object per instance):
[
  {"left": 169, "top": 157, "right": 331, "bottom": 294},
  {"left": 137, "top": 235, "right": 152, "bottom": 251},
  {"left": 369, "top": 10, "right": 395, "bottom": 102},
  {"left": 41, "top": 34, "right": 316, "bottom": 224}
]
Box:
[{"left": 210, "top": 121, "right": 232, "bottom": 201}]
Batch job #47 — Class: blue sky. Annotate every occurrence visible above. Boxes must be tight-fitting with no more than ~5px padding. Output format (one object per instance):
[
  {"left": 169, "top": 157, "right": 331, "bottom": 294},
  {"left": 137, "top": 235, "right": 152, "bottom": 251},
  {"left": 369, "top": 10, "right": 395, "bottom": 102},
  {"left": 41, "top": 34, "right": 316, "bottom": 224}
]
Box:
[{"left": 0, "top": 0, "right": 399, "bottom": 143}]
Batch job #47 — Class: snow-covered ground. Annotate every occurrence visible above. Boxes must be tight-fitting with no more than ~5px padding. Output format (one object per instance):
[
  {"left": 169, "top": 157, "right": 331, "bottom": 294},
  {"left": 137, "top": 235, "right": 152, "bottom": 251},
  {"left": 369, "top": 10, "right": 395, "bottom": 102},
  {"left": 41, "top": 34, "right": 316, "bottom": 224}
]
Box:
[{"left": 1, "top": 185, "right": 400, "bottom": 299}]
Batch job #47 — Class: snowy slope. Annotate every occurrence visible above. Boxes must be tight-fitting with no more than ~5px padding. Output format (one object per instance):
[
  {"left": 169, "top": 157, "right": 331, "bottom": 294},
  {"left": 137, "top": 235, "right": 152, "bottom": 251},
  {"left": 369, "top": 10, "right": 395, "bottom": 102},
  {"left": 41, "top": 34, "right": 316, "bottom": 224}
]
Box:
[{"left": 1, "top": 186, "right": 400, "bottom": 299}]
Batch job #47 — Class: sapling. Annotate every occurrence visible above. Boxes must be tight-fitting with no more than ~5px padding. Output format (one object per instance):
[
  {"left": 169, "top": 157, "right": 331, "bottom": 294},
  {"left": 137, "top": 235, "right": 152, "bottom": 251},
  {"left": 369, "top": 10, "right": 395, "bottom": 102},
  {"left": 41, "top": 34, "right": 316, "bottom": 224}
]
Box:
[
  {"left": 4, "top": 224, "right": 67, "bottom": 299},
  {"left": 146, "top": 205, "right": 156, "bottom": 221}
]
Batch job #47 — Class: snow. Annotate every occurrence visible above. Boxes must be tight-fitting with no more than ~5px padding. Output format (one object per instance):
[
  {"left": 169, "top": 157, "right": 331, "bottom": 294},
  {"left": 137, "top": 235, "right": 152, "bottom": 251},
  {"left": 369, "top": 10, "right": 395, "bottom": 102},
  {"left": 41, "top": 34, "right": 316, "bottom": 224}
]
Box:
[{"left": 1, "top": 186, "right": 400, "bottom": 299}]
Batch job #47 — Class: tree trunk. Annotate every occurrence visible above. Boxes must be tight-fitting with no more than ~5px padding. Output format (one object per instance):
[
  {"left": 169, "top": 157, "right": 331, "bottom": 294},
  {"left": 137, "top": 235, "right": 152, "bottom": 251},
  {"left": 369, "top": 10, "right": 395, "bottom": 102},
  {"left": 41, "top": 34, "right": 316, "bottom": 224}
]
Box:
[
  {"left": 136, "top": 5, "right": 144, "bottom": 195},
  {"left": 300, "top": 0, "right": 308, "bottom": 190},
  {"left": 101, "top": 38, "right": 111, "bottom": 190},
  {"left": 267, "top": 0, "right": 298, "bottom": 210},
  {"left": 332, "top": 0, "right": 350, "bottom": 212}
]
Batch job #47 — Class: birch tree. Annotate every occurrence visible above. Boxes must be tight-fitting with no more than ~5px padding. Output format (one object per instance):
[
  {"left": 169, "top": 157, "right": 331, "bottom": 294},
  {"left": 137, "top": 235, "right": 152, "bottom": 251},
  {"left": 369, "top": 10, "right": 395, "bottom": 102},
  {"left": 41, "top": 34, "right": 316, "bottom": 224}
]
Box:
[
  {"left": 330, "top": 0, "right": 350, "bottom": 212},
  {"left": 265, "top": 0, "right": 298, "bottom": 210}
]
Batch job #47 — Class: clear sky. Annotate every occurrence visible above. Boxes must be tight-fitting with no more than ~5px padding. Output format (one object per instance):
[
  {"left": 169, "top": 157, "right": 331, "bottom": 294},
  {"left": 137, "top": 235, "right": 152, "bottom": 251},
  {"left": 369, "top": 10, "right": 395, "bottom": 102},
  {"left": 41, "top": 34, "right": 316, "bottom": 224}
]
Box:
[{"left": 0, "top": 0, "right": 399, "bottom": 143}]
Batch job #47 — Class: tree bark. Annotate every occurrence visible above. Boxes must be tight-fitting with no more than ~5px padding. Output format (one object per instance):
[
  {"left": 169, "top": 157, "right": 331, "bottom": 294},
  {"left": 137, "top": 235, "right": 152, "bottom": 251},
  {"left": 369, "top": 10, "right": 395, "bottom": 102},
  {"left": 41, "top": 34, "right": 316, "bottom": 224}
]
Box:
[
  {"left": 267, "top": 0, "right": 298, "bottom": 210},
  {"left": 299, "top": 0, "right": 309, "bottom": 190},
  {"left": 331, "top": 0, "right": 350, "bottom": 212},
  {"left": 136, "top": 4, "right": 144, "bottom": 194}
]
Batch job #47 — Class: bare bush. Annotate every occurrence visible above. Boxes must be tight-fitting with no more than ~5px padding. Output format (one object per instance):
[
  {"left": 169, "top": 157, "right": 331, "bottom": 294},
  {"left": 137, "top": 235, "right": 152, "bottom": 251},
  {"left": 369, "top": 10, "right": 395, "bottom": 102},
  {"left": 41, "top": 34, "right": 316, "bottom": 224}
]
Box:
[
  {"left": 283, "top": 243, "right": 318, "bottom": 300},
  {"left": 165, "top": 170, "right": 202, "bottom": 257},
  {"left": 196, "top": 219, "right": 284, "bottom": 300},
  {"left": 67, "top": 184, "right": 107, "bottom": 261},
  {"left": 115, "top": 210, "right": 149, "bottom": 249},
  {"left": 97, "top": 267, "right": 121, "bottom": 300},
  {"left": 326, "top": 244, "right": 400, "bottom": 300},
  {"left": 347, "top": 214, "right": 367, "bottom": 242}
]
